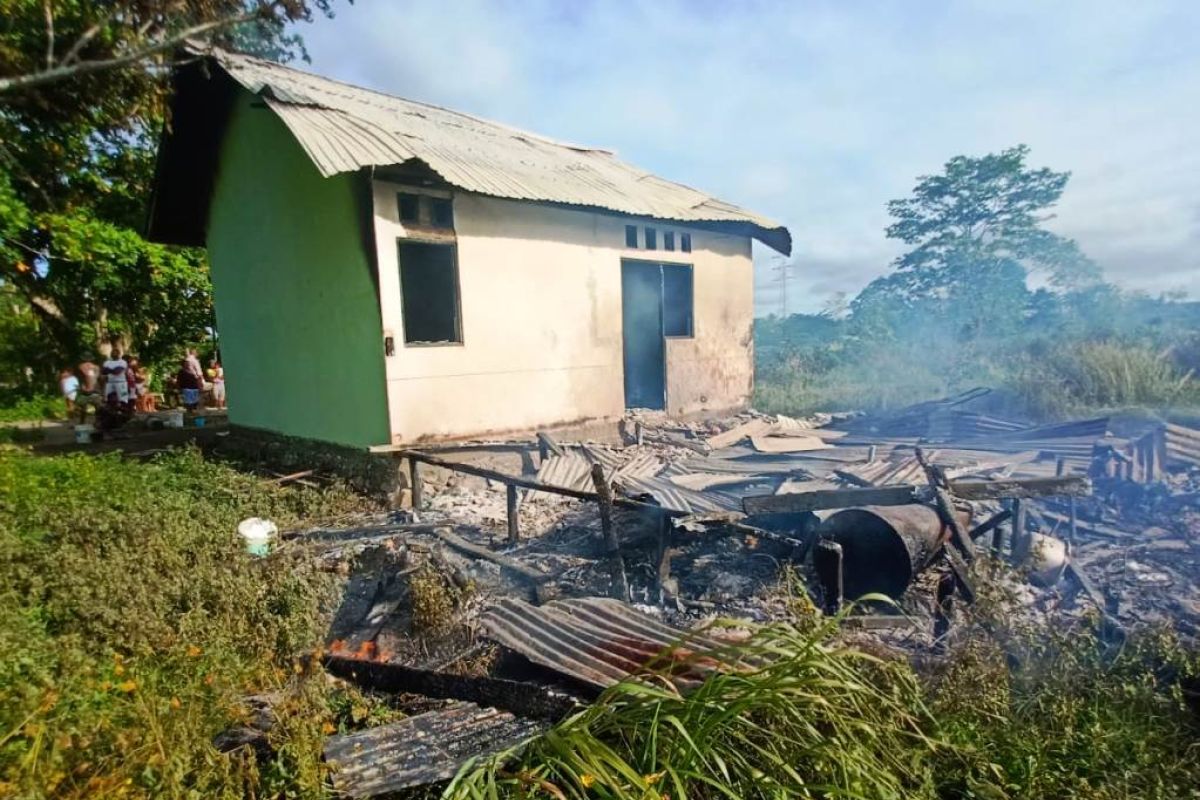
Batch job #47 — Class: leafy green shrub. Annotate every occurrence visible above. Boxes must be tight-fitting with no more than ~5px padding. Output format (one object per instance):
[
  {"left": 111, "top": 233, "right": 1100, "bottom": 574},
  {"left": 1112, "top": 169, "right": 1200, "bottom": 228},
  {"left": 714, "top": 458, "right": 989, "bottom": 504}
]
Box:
[
  {"left": 1010, "top": 340, "right": 1200, "bottom": 418},
  {"left": 451, "top": 616, "right": 941, "bottom": 799},
  {"left": 0, "top": 447, "right": 371, "bottom": 798},
  {"left": 0, "top": 393, "right": 65, "bottom": 424}
]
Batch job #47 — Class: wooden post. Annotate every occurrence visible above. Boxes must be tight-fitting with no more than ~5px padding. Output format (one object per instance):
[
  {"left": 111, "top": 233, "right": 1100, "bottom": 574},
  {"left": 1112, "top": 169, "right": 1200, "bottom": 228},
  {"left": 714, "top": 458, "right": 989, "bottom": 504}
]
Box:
[
  {"left": 933, "top": 571, "right": 955, "bottom": 652},
  {"left": 590, "top": 464, "right": 628, "bottom": 601},
  {"left": 914, "top": 447, "right": 974, "bottom": 562},
  {"left": 1011, "top": 499, "right": 1026, "bottom": 563},
  {"left": 867, "top": 444, "right": 878, "bottom": 462},
  {"left": 992, "top": 500, "right": 1009, "bottom": 556},
  {"left": 1055, "top": 457, "right": 1066, "bottom": 477},
  {"left": 506, "top": 484, "right": 520, "bottom": 544},
  {"left": 813, "top": 540, "right": 844, "bottom": 615},
  {"left": 1068, "top": 496, "right": 1078, "bottom": 546},
  {"left": 409, "top": 458, "right": 423, "bottom": 510},
  {"left": 655, "top": 513, "right": 672, "bottom": 604},
  {"left": 635, "top": 421, "right": 644, "bottom": 447}
]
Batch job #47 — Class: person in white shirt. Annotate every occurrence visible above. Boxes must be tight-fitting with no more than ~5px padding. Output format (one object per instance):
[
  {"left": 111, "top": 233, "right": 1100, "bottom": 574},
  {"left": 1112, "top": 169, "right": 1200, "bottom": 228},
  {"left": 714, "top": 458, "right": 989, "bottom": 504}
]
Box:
[
  {"left": 102, "top": 349, "right": 130, "bottom": 407},
  {"left": 59, "top": 368, "right": 80, "bottom": 417}
]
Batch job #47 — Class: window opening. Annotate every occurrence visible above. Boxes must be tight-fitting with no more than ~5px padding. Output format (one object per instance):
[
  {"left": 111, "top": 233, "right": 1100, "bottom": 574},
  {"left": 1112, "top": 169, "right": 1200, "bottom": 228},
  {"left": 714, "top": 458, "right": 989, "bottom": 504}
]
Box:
[
  {"left": 397, "top": 193, "right": 420, "bottom": 223},
  {"left": 662, "top": 263, "right": 693, "bottom": 337},
  {"left": 398, "top": 241, "right": 462, "bottom": 344}
]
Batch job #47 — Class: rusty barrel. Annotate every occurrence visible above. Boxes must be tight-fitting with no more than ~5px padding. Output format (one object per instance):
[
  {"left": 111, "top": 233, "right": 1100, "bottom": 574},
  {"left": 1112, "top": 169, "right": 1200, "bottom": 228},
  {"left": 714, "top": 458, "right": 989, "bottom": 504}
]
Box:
[{"left": 816, "top": 504, "right": 966, "bottom": 600}]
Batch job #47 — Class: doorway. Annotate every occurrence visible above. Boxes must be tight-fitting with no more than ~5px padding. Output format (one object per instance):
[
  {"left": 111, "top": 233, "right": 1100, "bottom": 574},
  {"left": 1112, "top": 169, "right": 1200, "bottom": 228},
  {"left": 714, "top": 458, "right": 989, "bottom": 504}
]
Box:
[{"left": 621, "top": 261, "right": 665, "bottom": 409}]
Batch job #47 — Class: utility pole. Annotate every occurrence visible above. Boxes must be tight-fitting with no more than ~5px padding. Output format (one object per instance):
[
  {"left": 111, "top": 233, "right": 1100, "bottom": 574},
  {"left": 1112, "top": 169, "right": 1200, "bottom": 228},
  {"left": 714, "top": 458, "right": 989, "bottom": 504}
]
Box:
[{"left": 770, "top": 256, "right": 792, "bottom": 317}]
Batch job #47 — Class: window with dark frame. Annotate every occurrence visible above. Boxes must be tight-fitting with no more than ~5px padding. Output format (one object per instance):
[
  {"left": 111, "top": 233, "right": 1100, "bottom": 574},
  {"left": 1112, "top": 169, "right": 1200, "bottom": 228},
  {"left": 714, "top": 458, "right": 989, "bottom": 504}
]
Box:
[
  {"left": 645, "top": 226, "right": 658, "bottom": 250},
  {"left": 397, "top": 241, "right": 462, "bottom": 344},
  {"left": 429, "top": 196, "right": 454, "bottom": 229},
  {"left": 661, "top": 263, "right": 694, "bottom": 337},
  {"left": 680, "top": 232, "right": 692, "bottom": 252},
  {"left": 397, "top": 192, "right": 420, "bottom": 223},
  {"left": 664, "top": 231, "right": 675, "bottom": 251},
  {"left": 625, "top": 224, "right": 638, "bottom": 248}
]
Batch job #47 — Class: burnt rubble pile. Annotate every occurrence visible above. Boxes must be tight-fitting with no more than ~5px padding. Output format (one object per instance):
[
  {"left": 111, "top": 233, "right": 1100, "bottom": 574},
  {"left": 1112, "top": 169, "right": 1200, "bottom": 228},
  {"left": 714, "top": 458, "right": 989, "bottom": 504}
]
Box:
[{"left": 277, "top": 388, "right": 1200, "bottom": 796}]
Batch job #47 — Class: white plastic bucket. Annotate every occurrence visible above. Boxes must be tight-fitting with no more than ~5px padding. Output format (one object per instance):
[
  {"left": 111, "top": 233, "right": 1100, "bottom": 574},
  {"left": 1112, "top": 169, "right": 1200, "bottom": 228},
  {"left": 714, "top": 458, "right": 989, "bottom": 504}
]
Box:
[
  {"left": 164, "top": 410, "right": 184, "bottom": 428},
  {"left": 74, "top": 424, "right": 94, "bottom": 444},
  {"left": 237, "top": 517, "right": 278, "bottom": 557}
]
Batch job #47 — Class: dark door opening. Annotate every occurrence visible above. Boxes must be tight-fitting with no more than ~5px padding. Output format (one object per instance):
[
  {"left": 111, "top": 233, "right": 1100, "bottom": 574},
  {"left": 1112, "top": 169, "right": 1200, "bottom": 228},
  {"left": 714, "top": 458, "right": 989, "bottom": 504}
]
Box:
[{"left": 621, "top": 260, "right": 665, "bottom": 409}]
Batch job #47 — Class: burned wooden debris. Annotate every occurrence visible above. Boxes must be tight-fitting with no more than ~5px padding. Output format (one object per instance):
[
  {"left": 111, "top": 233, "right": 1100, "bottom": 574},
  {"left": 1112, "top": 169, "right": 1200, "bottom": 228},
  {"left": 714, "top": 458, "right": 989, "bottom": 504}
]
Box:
[{"left": 300, "top": 393, "right": 1200, "bottom": 795}]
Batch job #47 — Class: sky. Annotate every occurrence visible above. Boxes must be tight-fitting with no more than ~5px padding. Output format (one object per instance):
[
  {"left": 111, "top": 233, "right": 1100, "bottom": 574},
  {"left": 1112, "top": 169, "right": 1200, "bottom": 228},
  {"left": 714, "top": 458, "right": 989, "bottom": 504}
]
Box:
[{"left": 296, "top": 0, "right": 1200, "bottom": 316}]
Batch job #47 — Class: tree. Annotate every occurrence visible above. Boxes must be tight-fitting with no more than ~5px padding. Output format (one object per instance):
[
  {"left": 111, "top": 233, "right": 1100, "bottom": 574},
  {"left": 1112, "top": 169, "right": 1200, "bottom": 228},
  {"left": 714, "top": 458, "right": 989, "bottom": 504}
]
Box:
[
  {"left": 885, "top": 144, "right": 1099, "bottom": 291},
  {"left": 851, "top": 145, "right": 1099, "bottom": 341},
  {"left": 0, "top": 1, "right": 335, "bottom": 382},
  {"left": 0, "top": 1, "right": 331, "bottom": 94}
]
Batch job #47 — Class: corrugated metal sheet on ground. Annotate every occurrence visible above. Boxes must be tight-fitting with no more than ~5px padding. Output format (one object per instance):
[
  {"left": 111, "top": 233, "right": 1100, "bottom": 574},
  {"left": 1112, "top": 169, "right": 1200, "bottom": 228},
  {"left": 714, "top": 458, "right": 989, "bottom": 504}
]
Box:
[
  {"left": 1164, "top": 423, "right": 1200, "bottom": 467},
  {"left": 324, "top": 701, "right": 544, "bottom": 796},
  {"left": 198, "top": 47, "right": 789, "bottom": 253},
  {"left": 535, "top": 454, "right": 594, "bottom": 492},
  {"left": 616, "top": 474, "right": 750, "bottom": 513},
  {"left": 480, "top": 597, "right": 740, "bottom": 691}
]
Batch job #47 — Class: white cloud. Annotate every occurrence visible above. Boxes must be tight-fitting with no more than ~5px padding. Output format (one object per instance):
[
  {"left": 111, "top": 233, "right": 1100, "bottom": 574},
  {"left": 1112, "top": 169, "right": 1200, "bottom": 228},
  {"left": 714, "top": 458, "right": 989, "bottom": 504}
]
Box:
[{"left": 300, "top": 0, "right": 1200, "bottom": 315}]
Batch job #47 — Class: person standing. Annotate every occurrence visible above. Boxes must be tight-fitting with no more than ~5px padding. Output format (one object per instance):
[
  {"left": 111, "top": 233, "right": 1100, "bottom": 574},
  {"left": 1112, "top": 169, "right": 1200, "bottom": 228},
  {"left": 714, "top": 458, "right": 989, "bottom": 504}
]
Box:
[
  {"left": 75, "top": 354, "right": 101, "bottom": 422},
  {"left": 177, "top": 357, "right": 202, "bottom": 411},
  {"left": 102, "top": 348, "right": 131, "bottom": 409},
  {"left": 59, "top": 368, "right": 80, "bottom": 418},
  {"left": 208, "top": 358, "right": 226, "bottom": 410}
]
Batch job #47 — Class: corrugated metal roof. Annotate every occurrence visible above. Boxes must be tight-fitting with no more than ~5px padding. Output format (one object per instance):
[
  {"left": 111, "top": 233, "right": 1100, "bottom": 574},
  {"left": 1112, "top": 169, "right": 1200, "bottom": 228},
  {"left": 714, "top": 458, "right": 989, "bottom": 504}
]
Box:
[
  {"left": 196, "top": 46, "right": 790, "bottom": 254},
  {"left": 480, "top": 597, "right": 739, "bottom": 691},
  {"left": 324, "top": 701, "right": 545, "bottom": 796}
]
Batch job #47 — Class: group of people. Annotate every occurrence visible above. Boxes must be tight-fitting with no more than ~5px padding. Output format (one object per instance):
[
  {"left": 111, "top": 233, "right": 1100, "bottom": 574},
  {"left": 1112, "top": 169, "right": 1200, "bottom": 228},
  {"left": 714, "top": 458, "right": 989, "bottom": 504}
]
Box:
[{"left": 59, "top": 347, "right": 225, "bottom": 427}]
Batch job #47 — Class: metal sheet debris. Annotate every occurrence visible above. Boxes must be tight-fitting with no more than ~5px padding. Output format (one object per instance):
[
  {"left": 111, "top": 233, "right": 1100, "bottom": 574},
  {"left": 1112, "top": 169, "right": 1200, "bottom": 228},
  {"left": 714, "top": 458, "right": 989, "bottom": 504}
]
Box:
[
  {"left": 324, "top": 701, "right": 545, "bottom": 797},
  {"left": 480, "top": 597, "right": 736, "bottom": 691}
]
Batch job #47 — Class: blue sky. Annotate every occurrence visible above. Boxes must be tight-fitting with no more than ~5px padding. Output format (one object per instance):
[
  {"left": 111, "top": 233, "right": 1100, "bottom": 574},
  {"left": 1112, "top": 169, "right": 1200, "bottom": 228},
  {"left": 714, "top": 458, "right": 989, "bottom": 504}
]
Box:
[{"left": 297, "top": 0, "right": 1200, "bottom": 315}]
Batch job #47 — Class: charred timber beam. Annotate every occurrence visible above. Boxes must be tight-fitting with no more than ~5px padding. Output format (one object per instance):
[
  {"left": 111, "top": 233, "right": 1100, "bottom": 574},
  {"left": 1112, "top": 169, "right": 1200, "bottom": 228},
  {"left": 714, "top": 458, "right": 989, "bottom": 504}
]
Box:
[
  {"left": 397, "top": 449, "right": 682, "bottom": 517},
  {"left": 322, "top": 656, "right": 581, "bottom": 719},
  {"left": 915, "top": 448, "right": 975, "bottom": 563},
  {"left": 949, "top": 475, "right": 1091, "bottom": 500},
  {"left": 432, "top": 527, "right": 549, "bottom": 601},
  {"left": 967, "top": 509, "right": 1012, "bottom": 543},
  {"left": 592, "top": 463, "right": 629, "bottom": 601},
  {"left": 742, "top": 485, "right": 920, "bottom": 514}
]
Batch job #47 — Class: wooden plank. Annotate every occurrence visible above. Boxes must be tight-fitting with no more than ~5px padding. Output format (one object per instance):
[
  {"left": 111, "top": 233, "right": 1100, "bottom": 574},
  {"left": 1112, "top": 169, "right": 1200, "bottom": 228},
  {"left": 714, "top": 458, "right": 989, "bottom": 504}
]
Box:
[
  {"left": 1038, "top": 509, "right": 1134, "bottom": 540},
  {"left": 398, "top": 449, "right": 678, "bottom": 516},
  {"left": 506, "top": 484, "right": 521, "bottom": 544},
  {"left": 432, "top": 527, "right": 549, "bottom": 590},
  {"left": 705, "top": 418, "right": 771, "bottom": 450},
  {"left": 591, "top": 463, "right": 629, "bottom": 601},
  {"left": 741, "top": 484, "right": 920, "bottom": 514},
  {"left": 948, "top": 475, "right": 1091, "bottom": 500},
  {"left": 915, "top": 448, "right": 974, "bottom": 563},
  {"left": 749, "top": 434, "right": 832, "bottom": 453},
  {"left": 943, "top": 544, "right": 977, "bottom": 603},
  {"left": 967, "top": 509, "right": 1011, "bottom": 542}
]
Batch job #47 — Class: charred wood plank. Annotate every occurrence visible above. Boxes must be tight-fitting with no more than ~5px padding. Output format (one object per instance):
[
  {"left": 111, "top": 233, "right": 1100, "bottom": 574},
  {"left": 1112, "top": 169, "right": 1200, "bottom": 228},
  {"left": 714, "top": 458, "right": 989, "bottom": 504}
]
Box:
[
  {"left": 948, "top": 475, "right": 1091, "bottom": 500},
  {"left": 322, "top": 656, "right": 581, "bottom": 718},
  {"left": 432, "top": 527, "right": 549, "bottom": 599},
  {"left": 968, "top": 509, "right": 1012, "bottom": 542},
  {"left": 592, "top": 463, "right": 629, "bottom": 601},
  {"left": 742, "top": 485, "right": 920, "bottom": 514}
]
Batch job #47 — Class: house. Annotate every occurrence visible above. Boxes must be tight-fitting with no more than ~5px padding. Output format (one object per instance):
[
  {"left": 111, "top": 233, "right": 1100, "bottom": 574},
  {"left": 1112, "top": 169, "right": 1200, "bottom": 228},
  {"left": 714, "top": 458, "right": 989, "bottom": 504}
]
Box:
[{"left": 148, "top": 47, "right": 791, "bottom": 448}]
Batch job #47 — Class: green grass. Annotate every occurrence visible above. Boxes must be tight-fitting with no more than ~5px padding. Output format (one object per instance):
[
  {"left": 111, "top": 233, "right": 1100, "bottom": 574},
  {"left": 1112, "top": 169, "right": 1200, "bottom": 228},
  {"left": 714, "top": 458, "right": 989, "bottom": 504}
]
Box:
[
  {"left": 754, "top": 337, "right": 1200, "bottom": 421},
  {"left": 0, "top": 393, "right": 66, "bottom": 425},
  {"left": 0, "top": 446, "right": 376, "bottom": 799},
  {"left": 452, "top": 603, "right": 1200, "bottom": 800}
]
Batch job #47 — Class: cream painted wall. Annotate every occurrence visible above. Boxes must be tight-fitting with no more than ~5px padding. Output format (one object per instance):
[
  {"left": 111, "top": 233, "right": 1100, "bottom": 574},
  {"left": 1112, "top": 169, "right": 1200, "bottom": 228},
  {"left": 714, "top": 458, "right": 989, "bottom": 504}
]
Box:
[{"left": 370, "top": 181, "right": 755, "bottom": 443}]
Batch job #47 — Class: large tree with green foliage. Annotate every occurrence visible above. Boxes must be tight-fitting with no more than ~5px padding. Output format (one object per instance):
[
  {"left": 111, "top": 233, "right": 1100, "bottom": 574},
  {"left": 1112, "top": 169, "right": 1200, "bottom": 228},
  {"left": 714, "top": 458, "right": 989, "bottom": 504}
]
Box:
[
  {"left": 852, "top": 145, "right": 1099, "bottom": 341},
  {"left": 0, "top": 0, "right": 335, "bottom": 386}
]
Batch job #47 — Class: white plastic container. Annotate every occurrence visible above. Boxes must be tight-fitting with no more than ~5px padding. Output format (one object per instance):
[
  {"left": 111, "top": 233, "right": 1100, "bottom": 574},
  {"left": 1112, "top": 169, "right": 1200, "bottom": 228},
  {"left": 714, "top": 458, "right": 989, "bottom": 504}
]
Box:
[
  {"left": 74, "top": 424, "right": 94, "bottom": 444},
  {"left": 164, "top": 410, "right": 184, "bottom": 428},
  {"left": 237, "top": 517, "right": 278, "bottom": 557}
]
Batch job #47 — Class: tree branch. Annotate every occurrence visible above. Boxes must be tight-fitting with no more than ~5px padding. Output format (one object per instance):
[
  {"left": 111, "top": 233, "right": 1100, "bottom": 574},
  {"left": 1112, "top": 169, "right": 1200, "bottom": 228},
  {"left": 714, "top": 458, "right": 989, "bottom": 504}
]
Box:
[
  {"left": 43, "top": 0, "right": 54, "bottom": 70},
  {"left": 0, "top": 12, "right": 257, "bottom": 94}
]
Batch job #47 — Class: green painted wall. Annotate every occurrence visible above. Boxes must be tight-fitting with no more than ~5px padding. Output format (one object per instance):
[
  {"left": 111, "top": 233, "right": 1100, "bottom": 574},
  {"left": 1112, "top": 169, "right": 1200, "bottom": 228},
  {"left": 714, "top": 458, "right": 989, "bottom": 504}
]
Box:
[{"left": 207, "top": 91, "right": 389, "bottom": 447}]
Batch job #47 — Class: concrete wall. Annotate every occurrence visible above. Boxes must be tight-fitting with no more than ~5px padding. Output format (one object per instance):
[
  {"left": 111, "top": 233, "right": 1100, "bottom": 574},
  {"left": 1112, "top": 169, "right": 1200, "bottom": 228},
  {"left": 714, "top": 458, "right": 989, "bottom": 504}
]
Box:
[
  {"left": 206, "top": 92, "right": 390, "bottom": 447},
  {"left": 371, "top": 182, "right": 755, "bottom": 443}
]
